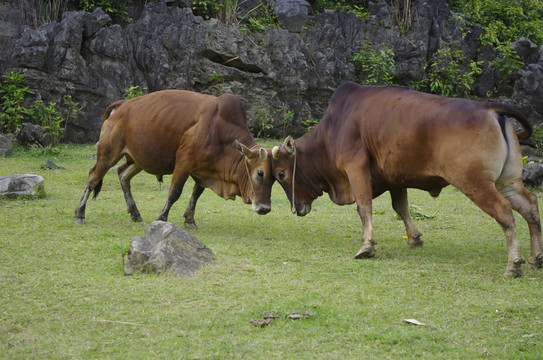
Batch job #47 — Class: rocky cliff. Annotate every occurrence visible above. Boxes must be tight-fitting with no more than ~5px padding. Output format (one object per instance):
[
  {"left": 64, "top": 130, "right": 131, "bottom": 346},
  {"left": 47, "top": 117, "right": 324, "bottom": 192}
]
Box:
[{"left": 1, "top": 0, "right": 543, "bottom": 143}]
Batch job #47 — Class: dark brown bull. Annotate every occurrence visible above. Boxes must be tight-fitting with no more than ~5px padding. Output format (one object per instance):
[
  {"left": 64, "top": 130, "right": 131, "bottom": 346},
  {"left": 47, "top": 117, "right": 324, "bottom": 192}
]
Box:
[
  {"left": 75, "top": 90, "right": 274, "bottom": 227},
  {"left": 271, "top": 81, "right": 543, "bottom": 277}
]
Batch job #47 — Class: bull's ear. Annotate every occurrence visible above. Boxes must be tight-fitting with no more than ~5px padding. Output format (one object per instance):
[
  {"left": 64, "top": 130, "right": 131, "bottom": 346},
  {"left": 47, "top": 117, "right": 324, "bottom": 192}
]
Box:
[
  {"left": 259, "top": 147, "right": 268, "bottom": 160},
  {"left": 235, "top": 140, "right": 251, "bottom": 159},
  {"left": 284, "top": 135, "right": 295, "bottom": 155}
]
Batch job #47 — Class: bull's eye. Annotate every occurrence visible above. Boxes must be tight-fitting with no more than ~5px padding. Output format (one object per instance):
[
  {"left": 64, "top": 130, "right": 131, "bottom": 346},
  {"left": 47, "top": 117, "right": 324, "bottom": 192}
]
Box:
[
  {"left": 257, "top": 170, "right": 264, "bottom": 178},
  {"left": 278, "top": 171, "right": 285, "bottom": 181}
]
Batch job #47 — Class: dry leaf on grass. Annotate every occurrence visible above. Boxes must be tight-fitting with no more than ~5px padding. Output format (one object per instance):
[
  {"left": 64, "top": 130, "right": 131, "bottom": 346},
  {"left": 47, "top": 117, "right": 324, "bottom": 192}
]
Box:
[{"left": 404, "top": 319, "right": 426, "bottom": 326}]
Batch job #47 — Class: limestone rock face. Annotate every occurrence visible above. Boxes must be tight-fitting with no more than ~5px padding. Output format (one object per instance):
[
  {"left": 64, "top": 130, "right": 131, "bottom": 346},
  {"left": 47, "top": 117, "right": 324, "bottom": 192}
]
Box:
[{"left": 2, "top": 0, "right": 543, "bottom": 143}]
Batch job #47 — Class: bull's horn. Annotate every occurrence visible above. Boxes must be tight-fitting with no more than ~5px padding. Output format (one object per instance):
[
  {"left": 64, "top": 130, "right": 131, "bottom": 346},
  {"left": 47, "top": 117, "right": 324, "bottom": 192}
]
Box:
[
  {"left": 284, "top": 135, "right": 295, "bottom": 155},
  {"left": 259, "top": 147, "right": 268, "bottom": 160},
  {"left": 271, "top": 146, "right": 280, "bottom": 159}
]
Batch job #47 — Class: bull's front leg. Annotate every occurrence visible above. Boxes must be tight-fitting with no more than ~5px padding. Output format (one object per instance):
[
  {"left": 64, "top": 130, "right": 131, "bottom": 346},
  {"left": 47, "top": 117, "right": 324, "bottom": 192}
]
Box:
[
  {"left": 347, "top": 164, "right": 376, "bottom": 259},
  {"left": 354, "top": 201, "right": 376, "bottom": 258},
  {"left": 183, "top": 183, "right": 205, "bottom": 229}
]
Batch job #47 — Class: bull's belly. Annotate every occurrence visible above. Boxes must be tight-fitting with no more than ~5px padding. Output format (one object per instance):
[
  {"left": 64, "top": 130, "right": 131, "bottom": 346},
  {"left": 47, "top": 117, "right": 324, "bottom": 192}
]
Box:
[{"left": 372, "top": 175, "right": 449, "bottom": 197}]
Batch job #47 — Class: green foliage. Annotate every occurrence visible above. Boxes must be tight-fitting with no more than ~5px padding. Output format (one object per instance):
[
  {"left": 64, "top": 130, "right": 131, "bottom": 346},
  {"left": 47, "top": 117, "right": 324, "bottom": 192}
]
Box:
[
  {"left": 192, "top": 0, "right": 221, "bottom": 20},
  {"left": 37, "top": 0, "right": 68, "bottom": 24},
  {"left": 250, "top": 109, "right": 275, "bottom": 138},
  {"left": 0, "top": 72, "right": 81, "bottom": 144},
  {"left": 450, "top": 0, "right": 543, "bottom": 46},
  {"left": 242, "top": 3, "right": 279, "bottom": 33},
  {"left": 31, "top": 100, "right": 63, "bottom": 145},
  {"left": 208, "top": 71, "right": 226, "bottom": 83},
  {"left": 415, "top": 43, "right": 482, "bottom": 98},
  {"left": 350, "top": 41, "right": 396, "bottom": 86},
  {"left": 311, "top": 0, "right": 370, "bottom": 19},
  {"left": 76, "top": 0, "right": 142, "bottom": 23},
  {"left": 301, "top": 118, "right": 319, "bottom": 132},
  {"left": 0, "top": 72, "right": 32, "bottom": 133},
  {"left": 122, "top": 85, "right": 147, "bottom": 100},
  {"left": 488, "top": 43, "right": 523, "bottom": 93}
]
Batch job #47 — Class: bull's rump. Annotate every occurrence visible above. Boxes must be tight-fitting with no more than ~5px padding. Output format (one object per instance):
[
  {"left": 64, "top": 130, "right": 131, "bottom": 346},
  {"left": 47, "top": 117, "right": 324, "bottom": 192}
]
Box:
[
  {"left": 98, "top": 90, "right": 221, "bottom": 176},
  {"left": 326, "top": 84, "right": 517, "bottom": 193}
]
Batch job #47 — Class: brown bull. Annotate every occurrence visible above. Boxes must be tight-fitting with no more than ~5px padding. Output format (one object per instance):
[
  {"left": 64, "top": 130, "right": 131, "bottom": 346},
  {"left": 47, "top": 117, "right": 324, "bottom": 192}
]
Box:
[
  {"left": 75, "top": 90, "right": 274, "bottom": 227},
  {"left": 271, "top": 81, "right": 543, "bottom": 277}
]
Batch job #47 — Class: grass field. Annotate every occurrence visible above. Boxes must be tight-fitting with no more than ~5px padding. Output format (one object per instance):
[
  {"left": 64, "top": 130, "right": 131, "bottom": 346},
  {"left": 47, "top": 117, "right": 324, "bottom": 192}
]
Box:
[{"left": 1, "top": 143, "right": 542, "bottom": 359}]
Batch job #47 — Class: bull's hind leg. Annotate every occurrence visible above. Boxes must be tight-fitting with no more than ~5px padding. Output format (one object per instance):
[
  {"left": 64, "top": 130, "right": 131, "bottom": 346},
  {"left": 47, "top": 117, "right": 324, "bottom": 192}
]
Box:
[
  {"left": 459, "top": 182, "right": 525, "bottom": 277},
  {"left": 117, "top": 161, "right": 143, "bottom": 222},
  {"left": 499, "top": 181, "right": 543, "bottom": 268},
  {"left": 390, "top": 188, "right": 423, "bottom": 246},
  {"left": 74, "top": 159, "right": 119, "bottom": 224},
  {"left": 183, "top": 182, "right": 205, "bottom": 229}
]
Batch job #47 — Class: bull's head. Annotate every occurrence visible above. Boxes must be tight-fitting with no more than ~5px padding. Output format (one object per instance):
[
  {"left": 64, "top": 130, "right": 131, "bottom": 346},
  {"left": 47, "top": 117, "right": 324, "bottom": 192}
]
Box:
[
  {"left": 271, "top": 136, "right": 313, "bottom": 216},
  {"left": 236, "top": 141, "right": 274, "bottom": 215}
]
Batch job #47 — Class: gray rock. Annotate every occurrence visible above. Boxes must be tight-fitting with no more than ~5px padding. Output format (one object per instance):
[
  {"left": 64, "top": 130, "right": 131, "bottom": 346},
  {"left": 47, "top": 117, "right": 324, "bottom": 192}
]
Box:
[
  {"left": 270, "top": 0, "right": 310, "bottom": 33},
  {"left": 125, "top": 221, "right": 214, "bottom": 276},
  {"left": 0, "top": 134, "right": 12, "bottom": 156},
  {"left": 0, "top": 174, "right": 45, "bottom": 198},
  {"left": 16, "top": 123, "right": 52, "bottom": 147},
  {"left": 523, "top": 162, "right": 543, "bottom": 188}
]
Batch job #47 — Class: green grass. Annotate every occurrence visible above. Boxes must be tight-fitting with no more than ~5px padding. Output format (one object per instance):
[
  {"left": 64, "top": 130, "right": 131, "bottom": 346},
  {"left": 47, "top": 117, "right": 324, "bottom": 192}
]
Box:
[{"left": 1, "top": 143, "right": 543, "bottom": 359}]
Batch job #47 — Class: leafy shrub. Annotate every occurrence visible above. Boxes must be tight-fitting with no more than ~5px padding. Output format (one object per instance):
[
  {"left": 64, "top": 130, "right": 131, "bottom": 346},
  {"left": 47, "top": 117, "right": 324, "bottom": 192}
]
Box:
[
  {"left": 350, "top": 41, "right": 396, "bottom": 86},
  {"left": 0, "top": 72, "right": 32, "bottom": 133},
  {"left": 243, "top": 3, "right": 279, "bottom": 33},
  {"left": 250, "top": 109, "right": 275, "bottom": 138},
  {"left": 450, "top": 0, "right": 543, "bottom": 46},
  {"left": 311, "top": 0, "right": 370, "bottom": 19},
  {"left": 0, "top": 72, "right": 80, "bottom": 144},
  {"left": 415, "top": 43, "right": 482, "bottom": 98},
  {"left": 122, "top": 85, "right": 147, "bottom": 100}
]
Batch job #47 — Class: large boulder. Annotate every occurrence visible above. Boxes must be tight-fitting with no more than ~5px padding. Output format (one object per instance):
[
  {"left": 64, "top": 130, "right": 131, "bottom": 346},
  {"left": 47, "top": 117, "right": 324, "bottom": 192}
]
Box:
[
  {"left": 0, "top": 174, "right": 45, "bottom": 198},
  {"left": 125, "top": 221, "right": 214, "bottom": 276}
]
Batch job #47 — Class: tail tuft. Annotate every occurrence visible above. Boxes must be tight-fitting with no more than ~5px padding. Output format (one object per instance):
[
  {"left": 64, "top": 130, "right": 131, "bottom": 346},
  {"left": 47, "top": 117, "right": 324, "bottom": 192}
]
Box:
[{"left": 92, "top": 179, "right": 103, "bottom": 199}]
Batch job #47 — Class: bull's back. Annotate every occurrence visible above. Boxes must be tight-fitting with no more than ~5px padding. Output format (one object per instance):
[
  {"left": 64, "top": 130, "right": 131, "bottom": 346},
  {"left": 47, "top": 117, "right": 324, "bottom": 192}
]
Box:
[
  {"left": 324, "top": 84, "right": 509, "bottom": 189},
  {"left": 102, "top": 90, "right": 219, "bottom": 175}
]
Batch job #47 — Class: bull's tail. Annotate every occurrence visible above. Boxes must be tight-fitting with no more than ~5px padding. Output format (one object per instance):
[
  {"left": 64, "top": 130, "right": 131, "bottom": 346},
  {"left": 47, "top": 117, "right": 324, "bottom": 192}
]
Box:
[
  {"left": 102, "top": 99, "right": 127, "bottom": 123},
  {"left": 92, "top": 179, "right": 103, "bottom": 199},
  {"left": 489, "top": 103, "right": 532, "bottom": 139}
]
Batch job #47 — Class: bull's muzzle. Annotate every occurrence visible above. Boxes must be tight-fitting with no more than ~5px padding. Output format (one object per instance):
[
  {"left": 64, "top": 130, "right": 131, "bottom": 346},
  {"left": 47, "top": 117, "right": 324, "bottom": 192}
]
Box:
[{"left": 252, "top": 203, "right": 271, "bottom": 215}]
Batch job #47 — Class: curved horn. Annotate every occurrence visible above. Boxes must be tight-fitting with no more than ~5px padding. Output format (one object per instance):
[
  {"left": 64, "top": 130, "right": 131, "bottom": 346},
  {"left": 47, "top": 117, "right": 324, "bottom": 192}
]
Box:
[
  {"left": 271, "top": 146, "right": 280, "bottom": 159},
  {"left": 259, "top": 147, "right": 268, "bottom": 160}
]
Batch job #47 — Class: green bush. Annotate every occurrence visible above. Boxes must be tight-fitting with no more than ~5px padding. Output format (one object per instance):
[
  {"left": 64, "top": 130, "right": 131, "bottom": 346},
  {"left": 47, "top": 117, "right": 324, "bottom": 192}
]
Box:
[
  {"left": 415, "top": 43, "right": 482, "bottom": 98},
  {"left": 450, "top": 0, "right": 543, "bottom": 46},
  {"left": 122, "top": 85, "right": 147, "bottom": 100},
  {"left": 0, "top": 72, "right": 31, "bottom": 133},
  {"left": 0, "top": 72, "right": 81, "bottom": 145},
  {"left": 350, "top": 41, "right": 396, "bottom": 86}
]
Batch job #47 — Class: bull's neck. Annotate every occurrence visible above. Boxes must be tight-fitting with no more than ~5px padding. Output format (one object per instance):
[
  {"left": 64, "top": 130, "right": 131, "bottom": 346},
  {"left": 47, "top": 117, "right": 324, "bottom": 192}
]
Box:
[{"left": 294, "top": 126, "right": 332, "bottom": 197}]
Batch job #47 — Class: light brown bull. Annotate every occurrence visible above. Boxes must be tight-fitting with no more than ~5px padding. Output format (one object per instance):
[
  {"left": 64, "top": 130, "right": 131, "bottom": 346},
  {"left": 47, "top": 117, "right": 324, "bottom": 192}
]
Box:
[
  {"left": 271, "top": 82, "right": 543, "bottom": 277},
  {"left": 75, "top": 90, "right": 274, "bottom": 227}
]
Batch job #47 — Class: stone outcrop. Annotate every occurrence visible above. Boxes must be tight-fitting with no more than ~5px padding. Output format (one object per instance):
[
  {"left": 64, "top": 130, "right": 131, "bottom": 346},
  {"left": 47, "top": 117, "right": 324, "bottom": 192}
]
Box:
[
  {"left": 1, "top": 0, "right": 543, "bottom": 143},
  {"left": 125, "top": 221, "right": 214, "bottom": 276},
  {"left": 0, "top": 174, "right": 45, "bottom": 198}
]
